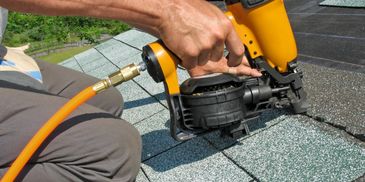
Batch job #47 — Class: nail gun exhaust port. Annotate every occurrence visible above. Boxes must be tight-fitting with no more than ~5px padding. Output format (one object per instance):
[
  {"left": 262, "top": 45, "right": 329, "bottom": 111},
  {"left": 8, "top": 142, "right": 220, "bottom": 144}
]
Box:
[{"left": 191, "top": 81, "right": 242, "bottom": 95}]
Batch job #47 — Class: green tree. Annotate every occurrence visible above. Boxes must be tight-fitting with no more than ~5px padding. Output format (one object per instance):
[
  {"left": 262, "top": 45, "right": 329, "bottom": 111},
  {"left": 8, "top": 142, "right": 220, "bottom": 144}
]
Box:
[{"left": 3, "top": 12, "right": 130, "bottom": 47}]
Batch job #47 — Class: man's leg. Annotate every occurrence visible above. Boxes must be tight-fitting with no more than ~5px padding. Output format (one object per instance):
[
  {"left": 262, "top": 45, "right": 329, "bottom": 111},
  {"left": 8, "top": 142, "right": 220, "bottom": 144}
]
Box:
[
  {"left": 36, "top": 60, "right": 124, "bottom": 117},
  {"left": 0, "top": 82, "right": 141, "bottom": 182}
]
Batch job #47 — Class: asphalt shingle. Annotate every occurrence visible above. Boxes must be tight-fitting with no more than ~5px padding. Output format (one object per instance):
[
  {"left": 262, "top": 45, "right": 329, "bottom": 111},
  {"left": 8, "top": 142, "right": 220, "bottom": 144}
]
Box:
[
  {"left": 224, "top": 117, "right": 365, "bottom": 182},
  {"left": 285, "top": 0, "right": 365, "bottom": 68},
  {"left": 94, "top": 38, "right": 141, "bottom": 67},
  {"left": 86, "top": 62, "right": 119, "bottom": 79},
  {"left": 300, "top": 61, "right": 365, "bottom": 139},
  {"left": 295, "top": 33, "right": 365, "bottom": 66},
  {"left": 134, "top": 109, "right": 180, "bottom": 161},
  {"left": 74, "top": 48, "right": 112, "bottom": 72},
  {"left": 320, "top": 0, "right": 365, "bottom": 8},
  {"left": 58, "top": 57, "right": 83, "bottom": 72},
  {"left": 136, "top": 169, "right": 150, "bottom": 182},
  {"left": 114, "top": 29, "right": 158, "bottom": 50},
  {"left": 142, "top": 137, "right": 252, "bottom": 182},
  {"left": 116, "top": 81, "right": 165, "bottom": 124},
  {"left": 204, "top": 110, "right": 289, "bottom": 150}
]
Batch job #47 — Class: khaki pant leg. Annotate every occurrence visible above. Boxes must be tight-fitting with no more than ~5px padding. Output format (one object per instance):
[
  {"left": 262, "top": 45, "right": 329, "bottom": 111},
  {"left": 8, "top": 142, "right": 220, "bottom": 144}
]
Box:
[
  {"left": 36, "top": 60, "right": 124, "bottom": 117},
  {"left": 0, "top": 82, "right": 141, "bottom": 182}
]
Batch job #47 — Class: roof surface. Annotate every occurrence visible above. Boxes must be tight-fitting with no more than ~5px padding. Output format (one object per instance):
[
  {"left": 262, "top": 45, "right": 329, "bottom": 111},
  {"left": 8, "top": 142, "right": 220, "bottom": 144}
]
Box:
[
  {"left": 58, "top": 0, "right": 365, "bottom": 181},
  {"left": 320, "top": 0, "right": 365, "bottom": 7}
]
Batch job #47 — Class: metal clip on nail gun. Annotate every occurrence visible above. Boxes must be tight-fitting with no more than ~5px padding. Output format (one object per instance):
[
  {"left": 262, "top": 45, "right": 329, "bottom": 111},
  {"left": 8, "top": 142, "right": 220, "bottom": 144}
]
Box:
[{"left": 141, "top": 0, "right": 308, "bottom": 141}]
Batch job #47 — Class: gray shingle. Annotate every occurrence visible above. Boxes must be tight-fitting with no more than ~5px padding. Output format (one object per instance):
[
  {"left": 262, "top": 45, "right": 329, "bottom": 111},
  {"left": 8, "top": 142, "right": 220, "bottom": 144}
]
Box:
[
  {"left": 134, "top": 109, "right": 180, "bottom": 161},
  {"left": 58, "top": 57, "right": 84, "bottom": 72},
  {"left": 224, "top": 117, "right": 365, "bottom": 181},
  {"left": 94, "top": 38, "right": 141, "bottom": 67},
  {"left": 142, "top": 137, "right": 252, "bottom": 182},
  {"left": 204, "top": 110, "right": 289, "bottom": 150},
  {"left": 86, "top": 62, "right": 119, "bottom": 79},
  {"left": 295, "top": 32, "right": 365, "bottom": 66},
  {"left": 116, "top": 81, "right": 165, "bottom": 124},
  {"left": 300, "top": 62, "right": 365, "bottom": 138},
  {"left": 74, "top": 48, "right": 112, "bottom": 72},
  {"left": 133, "top": 70, "right": 166, "bottom": 105},
  {"left": 320, "top": 0, "right": 365, "bottom": 7},
  {"left": 114, "top": 29, "right": 158, "bottom": 50},
  {"left": 136, "top": 169, "right": 149, "bottom": 182},
  {"left": 58, "top": 57, "right": 77, "bottom": 66}
]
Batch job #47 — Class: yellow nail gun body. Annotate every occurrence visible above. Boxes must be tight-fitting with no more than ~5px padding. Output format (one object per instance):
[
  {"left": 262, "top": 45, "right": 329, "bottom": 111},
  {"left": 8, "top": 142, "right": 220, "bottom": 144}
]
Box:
[{"left": 142, "top": 0, "right": 308, "bottom": 141}]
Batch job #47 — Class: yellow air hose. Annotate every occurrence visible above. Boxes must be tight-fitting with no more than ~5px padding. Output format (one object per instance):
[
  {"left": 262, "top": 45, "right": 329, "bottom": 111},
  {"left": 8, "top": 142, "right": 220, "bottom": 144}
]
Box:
[{"left": 1, "top": 63, "right": 144, "bottom": 182}]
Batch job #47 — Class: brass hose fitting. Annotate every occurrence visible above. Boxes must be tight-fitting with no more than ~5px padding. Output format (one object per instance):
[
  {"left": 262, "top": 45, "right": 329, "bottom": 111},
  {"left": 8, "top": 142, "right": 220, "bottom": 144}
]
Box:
[{"left": 92, "top": 63, "right": 144, "bottom": 93}]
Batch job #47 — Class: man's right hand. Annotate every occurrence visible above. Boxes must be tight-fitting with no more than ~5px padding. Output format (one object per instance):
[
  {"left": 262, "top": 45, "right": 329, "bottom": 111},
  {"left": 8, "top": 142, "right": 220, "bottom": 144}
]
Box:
[{"left": 158, "top": 0, "right": 262, "bottom": 77}]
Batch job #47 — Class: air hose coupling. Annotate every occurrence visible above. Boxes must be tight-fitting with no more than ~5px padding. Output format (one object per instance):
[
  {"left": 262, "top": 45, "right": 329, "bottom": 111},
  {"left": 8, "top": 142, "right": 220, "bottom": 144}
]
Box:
[{"left": 92, "top": 63, "right": 144, "bottom": 93}]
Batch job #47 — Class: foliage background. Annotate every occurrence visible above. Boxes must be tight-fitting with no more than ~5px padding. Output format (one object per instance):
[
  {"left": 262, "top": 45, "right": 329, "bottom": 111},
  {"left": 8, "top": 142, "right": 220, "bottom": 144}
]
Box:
[{"left": 3, "top": 12, "right": 130, "bottom": 47}]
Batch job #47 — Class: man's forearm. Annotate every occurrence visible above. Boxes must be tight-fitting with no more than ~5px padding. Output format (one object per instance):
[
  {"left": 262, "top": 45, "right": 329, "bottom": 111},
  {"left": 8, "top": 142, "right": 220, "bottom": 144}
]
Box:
[
  {"left": 0, "top": 0, "right": 262, "bottom": 77},
  {"left": 0, "top": 0, "right": 164, "bottom": 35}
]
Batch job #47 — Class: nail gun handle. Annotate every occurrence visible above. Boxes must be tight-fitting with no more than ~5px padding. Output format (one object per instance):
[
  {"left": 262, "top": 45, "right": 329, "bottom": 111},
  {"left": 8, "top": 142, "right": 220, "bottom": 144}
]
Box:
[
  {"left": 142, "top": 0, "right": 297, "bottom": 83},
  {"left": 142, "top": 42, "right": 196, "bottom": 141},
  {"left": 225, "top": 0, "right": 298, "bottom": 72}
]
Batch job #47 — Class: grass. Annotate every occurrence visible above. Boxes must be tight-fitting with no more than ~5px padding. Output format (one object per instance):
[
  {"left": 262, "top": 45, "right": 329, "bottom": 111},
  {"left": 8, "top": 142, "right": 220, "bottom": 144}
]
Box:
[
  {"left": 25, "top": 36, "right": 82, "bottom": 55},
  {"left": 38, "top": 45, "right": 93, "bottom": 64}
]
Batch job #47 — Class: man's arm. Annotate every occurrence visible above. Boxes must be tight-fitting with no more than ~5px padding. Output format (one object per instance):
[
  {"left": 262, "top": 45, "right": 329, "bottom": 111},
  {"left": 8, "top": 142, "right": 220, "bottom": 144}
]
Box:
[
  {"left": 0, "top": 0, "right": 261, "bottom": 77},
  {"left": 0, "top": 0, "right": 163, "bottom": 36}
]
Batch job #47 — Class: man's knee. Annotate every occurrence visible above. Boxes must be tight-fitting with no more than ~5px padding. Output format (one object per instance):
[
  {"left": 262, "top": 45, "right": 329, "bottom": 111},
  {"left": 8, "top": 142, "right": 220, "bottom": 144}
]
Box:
[
  {"left": 109, "top": 87, "right": 124, "bottom": 117},
  {"left": 91, "top": 118, "right": 141, "bottom": 181},
  {"left": 90, "top": 87, "right": 124, "bottom": 117},
  {"left": 25, "top": 117, "right": 141, "bottom": 181},
  {"left": 81, "top": 117, "right": 141, "bottom": 180}
]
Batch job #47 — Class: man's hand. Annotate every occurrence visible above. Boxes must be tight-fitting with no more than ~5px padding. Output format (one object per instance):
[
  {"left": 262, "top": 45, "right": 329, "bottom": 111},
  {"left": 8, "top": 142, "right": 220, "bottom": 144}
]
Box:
[{"left": 158, "top": 0, "right": 262, "bottom": 77}]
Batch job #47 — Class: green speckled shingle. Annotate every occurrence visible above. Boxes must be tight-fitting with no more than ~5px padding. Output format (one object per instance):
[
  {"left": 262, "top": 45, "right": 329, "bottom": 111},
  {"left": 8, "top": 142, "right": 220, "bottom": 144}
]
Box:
[
  {"left": 142, "top": 137, "right": 253, "bottom": 182},
  {"left": 224, "top": 117, "right": 365, "bottom": 182},
  {"left": 59, "top": 57, "right": 84, "bottom": 73},
  {"left": 114, "top": 29, "right": 158, "bottom": 50},
  {"left": 134, "top": 109, "right": 180, "bottom": 161},
  {"left": 94, "top": 39, "right": 141, "bottom": 67},
  {"left": 320, "top": 0, "right": 365, "bottom": 7},
  {"left": 73, "top": 48, "right": 111, "bottom": 72},
  {"left": 116, "top": 81, "right": 165, "bottom": 124},
  {"left": 136, "top": 169, "right": 150, "bottom": 182}
]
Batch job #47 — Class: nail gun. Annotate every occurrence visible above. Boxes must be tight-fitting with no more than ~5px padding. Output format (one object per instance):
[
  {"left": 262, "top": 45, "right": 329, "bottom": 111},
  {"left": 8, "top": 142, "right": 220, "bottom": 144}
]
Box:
[{"left": 141, "top": 0, "right": 308, "bottom": 141}]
